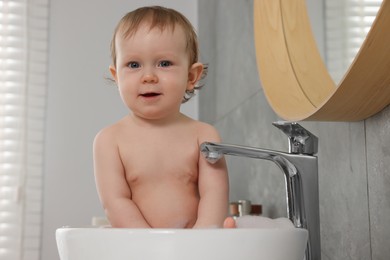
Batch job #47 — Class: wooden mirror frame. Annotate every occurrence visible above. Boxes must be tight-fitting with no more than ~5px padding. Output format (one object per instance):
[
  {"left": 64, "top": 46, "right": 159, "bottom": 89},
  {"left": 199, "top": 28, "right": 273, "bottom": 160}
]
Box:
[{"left": 254, "top": 0, "right": 390, "bottom": 121}]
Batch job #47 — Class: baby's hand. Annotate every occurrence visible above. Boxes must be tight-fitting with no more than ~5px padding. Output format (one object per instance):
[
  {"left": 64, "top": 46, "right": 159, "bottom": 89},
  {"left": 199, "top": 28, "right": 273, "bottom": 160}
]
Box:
[{"left": 223, "top": 217, "right": 236, "bottom": 228}]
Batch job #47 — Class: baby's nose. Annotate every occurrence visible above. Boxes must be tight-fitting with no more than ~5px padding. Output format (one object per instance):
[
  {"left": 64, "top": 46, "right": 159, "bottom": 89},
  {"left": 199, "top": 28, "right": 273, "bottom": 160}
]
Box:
[{"left": 141, "top": 69, "right": 158, "bottom": 83}]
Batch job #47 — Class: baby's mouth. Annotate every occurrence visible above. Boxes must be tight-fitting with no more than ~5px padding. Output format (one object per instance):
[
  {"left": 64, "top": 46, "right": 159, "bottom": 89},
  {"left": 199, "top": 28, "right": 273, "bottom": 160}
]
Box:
[{"left": 140, "top": 92, "right": 161, "bottom": 97}]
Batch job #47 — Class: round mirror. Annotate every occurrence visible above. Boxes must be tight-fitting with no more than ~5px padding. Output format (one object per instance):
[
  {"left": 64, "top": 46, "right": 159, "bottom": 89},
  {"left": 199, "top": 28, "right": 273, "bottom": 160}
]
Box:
[{"left": 254, "top": 0, "right": 390, "bottom": 121}]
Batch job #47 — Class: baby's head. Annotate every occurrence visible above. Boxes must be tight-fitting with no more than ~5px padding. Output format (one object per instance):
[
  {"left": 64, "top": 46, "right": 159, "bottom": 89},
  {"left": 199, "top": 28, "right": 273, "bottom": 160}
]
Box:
[{"left": 111, "top": 6, "right": 206, "bottom": 102}]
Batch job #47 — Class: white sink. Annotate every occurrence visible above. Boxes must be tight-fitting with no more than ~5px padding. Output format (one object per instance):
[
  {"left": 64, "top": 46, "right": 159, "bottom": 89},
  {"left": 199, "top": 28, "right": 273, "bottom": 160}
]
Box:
[{"left": 56, "top": 227, "right": 308, "bottom": 260}]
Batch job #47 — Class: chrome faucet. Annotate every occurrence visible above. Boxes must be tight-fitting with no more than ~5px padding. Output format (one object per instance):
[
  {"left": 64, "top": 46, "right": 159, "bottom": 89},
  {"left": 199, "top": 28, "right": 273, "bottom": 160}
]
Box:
[{"left": 200, "top": 121, "right": 321, "bottom": 260}]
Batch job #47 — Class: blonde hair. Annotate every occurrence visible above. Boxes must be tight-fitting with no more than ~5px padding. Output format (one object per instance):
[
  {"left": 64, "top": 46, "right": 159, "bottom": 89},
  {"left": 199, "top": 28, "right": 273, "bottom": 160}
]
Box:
[
  {"left": 110, "top": 6, "right": 207, "bottom": 103},
  {"left": 111, "top": 6, "right": 199, "bottom": 68}
]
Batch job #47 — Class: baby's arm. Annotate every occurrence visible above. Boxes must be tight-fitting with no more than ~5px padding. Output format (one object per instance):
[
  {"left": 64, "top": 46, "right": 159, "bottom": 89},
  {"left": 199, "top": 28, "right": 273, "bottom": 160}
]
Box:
[
  {"left": 193, "top": 124, "right": 229, "bottom": 228},
  {"left": 93, "top": 128, "right": 150, "bottom": 228}
]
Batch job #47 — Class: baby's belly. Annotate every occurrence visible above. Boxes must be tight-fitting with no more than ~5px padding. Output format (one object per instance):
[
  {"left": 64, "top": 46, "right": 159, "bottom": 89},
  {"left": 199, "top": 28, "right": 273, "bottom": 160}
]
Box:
[{"left": 132, "top": 183, "right": 199, "bottom": 228}]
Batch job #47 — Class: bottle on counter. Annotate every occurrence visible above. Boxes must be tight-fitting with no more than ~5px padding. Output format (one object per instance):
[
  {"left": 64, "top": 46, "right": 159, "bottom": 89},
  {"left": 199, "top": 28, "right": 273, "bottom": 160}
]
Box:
[{"left": 229, "top": 200, "right": 262, "bottom": 219}]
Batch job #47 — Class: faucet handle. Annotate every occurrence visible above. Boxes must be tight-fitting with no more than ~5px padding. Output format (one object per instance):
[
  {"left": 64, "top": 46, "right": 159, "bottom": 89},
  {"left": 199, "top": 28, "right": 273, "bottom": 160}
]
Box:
[{"left": 272, "top": 121, "right": 318, "bottom": 155}]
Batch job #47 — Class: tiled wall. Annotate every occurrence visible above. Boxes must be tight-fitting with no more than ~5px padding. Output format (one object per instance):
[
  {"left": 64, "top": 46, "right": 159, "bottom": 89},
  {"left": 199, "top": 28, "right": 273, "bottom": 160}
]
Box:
[{"left": 198, "top": 1, "right": 390, "bottom": 259}]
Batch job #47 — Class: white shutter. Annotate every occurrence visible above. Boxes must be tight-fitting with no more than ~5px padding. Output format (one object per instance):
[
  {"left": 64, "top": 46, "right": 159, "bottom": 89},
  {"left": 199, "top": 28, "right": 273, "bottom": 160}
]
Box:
[
  {"left": 325, "top": 0, "right": 383, "bottom": 83},
  {"left": 0, "top": 0, "right": 49, "bottom": 259}
]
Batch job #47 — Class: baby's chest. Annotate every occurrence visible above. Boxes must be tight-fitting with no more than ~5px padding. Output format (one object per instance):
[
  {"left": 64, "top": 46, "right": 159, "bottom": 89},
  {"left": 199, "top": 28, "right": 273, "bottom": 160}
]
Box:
[{"left": 119, "top": 138, "right": 199, "bottom": 182}]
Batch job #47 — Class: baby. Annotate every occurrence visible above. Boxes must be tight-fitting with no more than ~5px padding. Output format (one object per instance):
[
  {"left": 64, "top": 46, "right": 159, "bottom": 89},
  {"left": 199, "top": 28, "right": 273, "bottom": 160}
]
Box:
[{"left": 93, "top": 6, "right": 230, "bottom": 228}]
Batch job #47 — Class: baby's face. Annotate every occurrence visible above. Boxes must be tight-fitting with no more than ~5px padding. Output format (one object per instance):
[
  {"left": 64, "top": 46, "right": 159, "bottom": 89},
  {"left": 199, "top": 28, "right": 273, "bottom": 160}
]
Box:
[{"left": 111, "top": 23, "right": 195, "bottom": 121}]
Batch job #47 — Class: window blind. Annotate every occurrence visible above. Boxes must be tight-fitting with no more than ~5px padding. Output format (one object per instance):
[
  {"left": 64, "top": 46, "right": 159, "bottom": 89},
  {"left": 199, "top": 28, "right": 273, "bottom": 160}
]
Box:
[
  {"left": 0, "top": 0, "right": 49, "bottom": 260},
  {"left": 325, "top": 0, "right": 383, "bottom": 83}
]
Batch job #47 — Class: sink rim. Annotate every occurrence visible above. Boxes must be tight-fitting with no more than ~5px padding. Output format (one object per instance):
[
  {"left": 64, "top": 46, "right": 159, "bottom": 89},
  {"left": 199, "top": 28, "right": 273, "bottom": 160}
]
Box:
[
  {"left": 56, "top": 226, "right": 308, "bottom": 232},
  {"left": 56, "top": 227, "right": 308, "bottom": 260}
]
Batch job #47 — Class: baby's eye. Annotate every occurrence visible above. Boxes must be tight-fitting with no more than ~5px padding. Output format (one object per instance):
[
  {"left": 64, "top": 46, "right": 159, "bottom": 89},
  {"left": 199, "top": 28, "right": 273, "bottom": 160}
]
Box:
[
  {"left": 158, "top": 60, "right": 172, "bottom": 67},
  {"left": 127, "top": 62, "right": 140, "bottom": 69}
]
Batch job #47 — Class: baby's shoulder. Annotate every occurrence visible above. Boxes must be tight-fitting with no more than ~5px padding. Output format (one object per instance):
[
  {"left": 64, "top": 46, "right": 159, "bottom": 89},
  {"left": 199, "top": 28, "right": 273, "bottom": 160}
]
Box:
[
  {"left": 94, "top": 118, "right": 129, "bottom": 145},
  {"left": 188, "top": 120, "right": 221, "bottom": 143},
  {"left": 192, "top": 120, "right": 216, "bottom": 132},
  {"left": 94, "top": 125, "right": 118, "bottom": 149}
]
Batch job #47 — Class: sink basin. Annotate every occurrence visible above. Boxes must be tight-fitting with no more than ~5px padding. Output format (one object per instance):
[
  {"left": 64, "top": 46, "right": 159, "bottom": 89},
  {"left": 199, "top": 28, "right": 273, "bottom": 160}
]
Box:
[{"left": 56, "top": 227, "right": 308, "bottom": 260}]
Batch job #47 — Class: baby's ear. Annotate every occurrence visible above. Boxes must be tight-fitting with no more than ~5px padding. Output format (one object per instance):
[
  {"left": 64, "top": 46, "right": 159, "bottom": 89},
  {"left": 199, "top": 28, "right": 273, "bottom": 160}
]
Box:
[
  {"left": 187, "top": 62, "right": 204, "bottom": 90},
  {"left": 109, "top": 65, "right": 118, "bottom": 82}
]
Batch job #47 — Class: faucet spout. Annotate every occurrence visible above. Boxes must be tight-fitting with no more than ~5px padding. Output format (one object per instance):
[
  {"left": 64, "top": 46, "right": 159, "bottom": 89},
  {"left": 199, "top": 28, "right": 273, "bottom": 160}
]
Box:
[
  {"left": 200, "top": 122, "right": 321, "bottom": 260},
  {"left": 201, "top": 142, "right": 298, "bottom": 176}
]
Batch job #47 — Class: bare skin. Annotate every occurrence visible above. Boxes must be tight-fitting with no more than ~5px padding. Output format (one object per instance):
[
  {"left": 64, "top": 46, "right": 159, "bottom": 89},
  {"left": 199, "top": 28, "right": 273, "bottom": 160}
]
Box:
[
  {"left": 94, "top": 114, "right": 229, "bottom": 228},
  {"left": 223, "top": 217, "right": 237, "bottom": 228},
  {"left": 94, "top": 22, "right": 229, "bottom": 228}
]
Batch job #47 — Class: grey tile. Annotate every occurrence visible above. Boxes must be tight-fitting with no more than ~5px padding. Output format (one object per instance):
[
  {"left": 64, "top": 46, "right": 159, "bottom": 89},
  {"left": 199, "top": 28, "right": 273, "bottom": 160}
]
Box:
[
  {"left": 366, "top": 106, "right": 390, "bottom": 260},
  {"left": 214, "top": 92, "right": 287, "bottom": 218},
  {"left": 198, "top": 0, "right": 218, "bottom": 124},
  {"left": 303, "top": 122, "right": 371, "bottom": 260},
  {"left": 198, "top": 1, "right": 381, "bottom": 259},
  {"left": 199, "top": 0, "right": 261, "bottom": 122}
]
